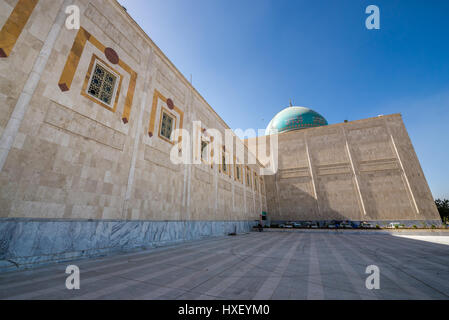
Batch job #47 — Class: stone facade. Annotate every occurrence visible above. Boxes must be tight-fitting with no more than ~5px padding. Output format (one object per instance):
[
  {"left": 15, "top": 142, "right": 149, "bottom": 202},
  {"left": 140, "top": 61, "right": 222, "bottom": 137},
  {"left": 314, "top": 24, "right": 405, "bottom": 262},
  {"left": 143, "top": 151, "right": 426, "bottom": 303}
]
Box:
[
  {"left": 257, "top": 114, "right": 440, "bottom": 226},
  {"left": 0, "top": 0, "right": 264, "bottom": 270},
  {"left": 0, "top": 0, "right": 440, "bottom": 271}
]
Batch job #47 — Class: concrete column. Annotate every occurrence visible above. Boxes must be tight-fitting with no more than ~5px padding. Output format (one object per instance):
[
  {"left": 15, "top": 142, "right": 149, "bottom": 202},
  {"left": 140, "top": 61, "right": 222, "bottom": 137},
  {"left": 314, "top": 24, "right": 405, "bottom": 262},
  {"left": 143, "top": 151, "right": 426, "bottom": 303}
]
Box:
[
  {"left": 183, "top": 90, "right": 194, "bottom": 220},
  {"left": 0, "top": 0, "right": 71, "bottom": 172},
  {"left": 213, "top": 160, "right": 218, "bottom": 217},
  {"left": 182, "top": 159, "right": 188, "bottom": 207},
  {"left": 243, "top": 169, "right": 247, "bottom": 215},
  {"left": 183, "top": 112, "right": 193, "bottom": 220},
  {"left": 186, "top": 150, "right": 192, "bottom": 218},
  {"left": 258, "top": 182, "right": 262, "bottom": 217},
  {"left": 252, "top": 185, "right": 256, "bottom": 217},
  {"left": 231, "top": 181, "right": 235, "bottom": 214},
  {"left": 384, "top": 119, "right": 420, "bottom": 217},
  {"left": 342, "top": 127, "right": 367, "bottom": 217},
  {"left": 274, "top": 175, "right": 282, "bottom": 218},
  {"left": 304, "top": 132, "right": 321, "bottom": 217},
  {"left": 122, "top": 47, "right": 152, "bottom": 219}
]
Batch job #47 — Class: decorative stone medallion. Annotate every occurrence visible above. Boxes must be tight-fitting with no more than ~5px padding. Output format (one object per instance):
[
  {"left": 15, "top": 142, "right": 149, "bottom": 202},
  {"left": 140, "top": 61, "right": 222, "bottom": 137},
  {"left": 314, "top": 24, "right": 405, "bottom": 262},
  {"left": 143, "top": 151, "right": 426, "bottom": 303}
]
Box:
[
  {"left": 167, "top": 98, "right": 174, "bottom": 110},
  {"left": 104, "top": 47, "right": 119, "bottom": 65}
]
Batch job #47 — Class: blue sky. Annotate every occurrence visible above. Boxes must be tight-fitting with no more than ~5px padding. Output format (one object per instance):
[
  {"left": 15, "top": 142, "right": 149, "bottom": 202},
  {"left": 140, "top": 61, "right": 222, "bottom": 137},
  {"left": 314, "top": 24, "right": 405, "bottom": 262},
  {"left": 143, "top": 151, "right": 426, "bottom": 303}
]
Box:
[{"left": 119, "top": 0, "right": 449, "bottom": 199}]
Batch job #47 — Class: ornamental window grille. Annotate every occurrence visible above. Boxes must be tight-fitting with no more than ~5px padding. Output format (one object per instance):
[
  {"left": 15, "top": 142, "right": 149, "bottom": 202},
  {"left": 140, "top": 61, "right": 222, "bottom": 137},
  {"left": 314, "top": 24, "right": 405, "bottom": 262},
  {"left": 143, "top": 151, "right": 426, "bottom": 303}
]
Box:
[
  {"left": 160, "top": 112, "right": 174, "bottom": 140},
  {"left": 87, "top": 62, "right": 117, "bottom": 106},
  {"left": 201, "top": 141, "right": 208, "bottom": 161},
  {"left": 222, "top": 155, "right": 227, "bottom": 173}
]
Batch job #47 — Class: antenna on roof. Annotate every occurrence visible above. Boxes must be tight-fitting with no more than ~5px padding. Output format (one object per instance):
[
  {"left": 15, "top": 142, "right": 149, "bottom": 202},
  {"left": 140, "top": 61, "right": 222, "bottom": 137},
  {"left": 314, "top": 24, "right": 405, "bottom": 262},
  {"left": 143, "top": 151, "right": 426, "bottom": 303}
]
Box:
[{"left": 289, "top": 99, "right": 293, "bottom": 107}]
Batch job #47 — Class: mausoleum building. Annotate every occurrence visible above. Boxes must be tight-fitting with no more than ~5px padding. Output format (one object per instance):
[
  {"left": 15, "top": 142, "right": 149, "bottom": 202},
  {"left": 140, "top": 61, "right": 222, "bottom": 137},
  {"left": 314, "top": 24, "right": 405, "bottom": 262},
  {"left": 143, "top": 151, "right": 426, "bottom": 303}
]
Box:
[{"left": 0, "top": 0, "right": 441, "bottom": 271}]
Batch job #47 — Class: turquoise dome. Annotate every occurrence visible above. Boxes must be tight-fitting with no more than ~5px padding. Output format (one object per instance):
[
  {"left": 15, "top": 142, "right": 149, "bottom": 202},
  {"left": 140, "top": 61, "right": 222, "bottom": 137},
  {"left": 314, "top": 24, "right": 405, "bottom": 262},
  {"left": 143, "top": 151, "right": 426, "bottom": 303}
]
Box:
[{"left": 265, "top": 106, "right": 328, "bottom": 134}]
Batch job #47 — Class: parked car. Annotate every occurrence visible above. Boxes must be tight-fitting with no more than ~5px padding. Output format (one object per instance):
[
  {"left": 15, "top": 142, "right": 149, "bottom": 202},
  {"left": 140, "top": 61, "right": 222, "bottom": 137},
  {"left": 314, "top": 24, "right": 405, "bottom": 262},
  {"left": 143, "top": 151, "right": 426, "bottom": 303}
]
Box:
[
  {"left": 292, "top": 222, "right": 302, "bottom": 228},
  {"left": 360, "top": 222, "right": 375, "bottom": 229},
  {"left": 388, "top": 222, "right": 401, "bottom": 229},
  {"left": 279, "top": 224, "right": 285, "bottom": 228},
  {"left": 340, "top": 221, "right": 353, "bottom": 228},
  {"left": 333, "top": 220, "right": 342, "bottom": 228},
  {"left": 310, "top": 222, "right": 319, "bottom": 229},
  {"left": 303, "top": 221, "right": 312, "bottom": 228},
  {"left": 327, "top": 223, "right": 337, "bottom": 228}
]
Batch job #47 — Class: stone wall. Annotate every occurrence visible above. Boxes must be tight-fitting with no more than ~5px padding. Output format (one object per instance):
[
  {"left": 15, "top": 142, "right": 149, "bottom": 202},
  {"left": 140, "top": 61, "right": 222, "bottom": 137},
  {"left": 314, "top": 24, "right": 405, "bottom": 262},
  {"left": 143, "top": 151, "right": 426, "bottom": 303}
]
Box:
[
  {"left": 0, "top": 0, "right": 439, "bottom": 271},
  {"left": 0, "top": 0, "right": 265, "bottom": 270},
  {"left": 0, "top": 0, "right": 266, "bottom": 221},
  {"left": 262, "top": 114, "right": 440, "bottom": 224}
]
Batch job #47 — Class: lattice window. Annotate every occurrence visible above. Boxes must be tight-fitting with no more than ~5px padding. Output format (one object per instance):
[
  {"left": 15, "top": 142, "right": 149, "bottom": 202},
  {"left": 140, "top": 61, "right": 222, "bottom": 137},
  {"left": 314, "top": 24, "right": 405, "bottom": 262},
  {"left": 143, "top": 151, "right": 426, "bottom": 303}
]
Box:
[
  {"left": 160, "top": 112, "right": 174, "bottom": 140},
  {"left": 201, "top": 140, "right": 208, "bottom": 162},
  {"left": 87, "top": 62, "right": 117, "bottom": 106},
  {"left": 222, "top": 155, "right": 227, "bottom": 173}
]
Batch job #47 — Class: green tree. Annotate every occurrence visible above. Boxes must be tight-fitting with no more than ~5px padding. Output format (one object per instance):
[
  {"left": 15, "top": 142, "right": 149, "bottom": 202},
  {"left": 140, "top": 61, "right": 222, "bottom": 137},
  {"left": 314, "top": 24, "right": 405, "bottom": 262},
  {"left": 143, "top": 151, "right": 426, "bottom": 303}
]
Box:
[{"left": 435, "top": 199, "right": 449, "bottom": 223}]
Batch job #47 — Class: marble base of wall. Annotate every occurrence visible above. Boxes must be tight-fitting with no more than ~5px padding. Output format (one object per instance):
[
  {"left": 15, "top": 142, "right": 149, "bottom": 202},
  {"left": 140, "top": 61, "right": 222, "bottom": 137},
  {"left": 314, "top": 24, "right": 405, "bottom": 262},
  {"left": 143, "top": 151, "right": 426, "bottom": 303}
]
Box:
[{"left": 0, "top": 218, "right": 258, "bottom": 273}]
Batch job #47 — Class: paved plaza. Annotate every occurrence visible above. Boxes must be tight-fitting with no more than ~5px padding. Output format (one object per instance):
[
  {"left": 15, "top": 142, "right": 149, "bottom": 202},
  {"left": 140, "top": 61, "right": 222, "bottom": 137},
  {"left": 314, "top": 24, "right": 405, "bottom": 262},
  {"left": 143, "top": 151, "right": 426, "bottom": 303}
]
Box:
[{"left": 1, "top": 231, "right": 448, "bottom": 300}]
